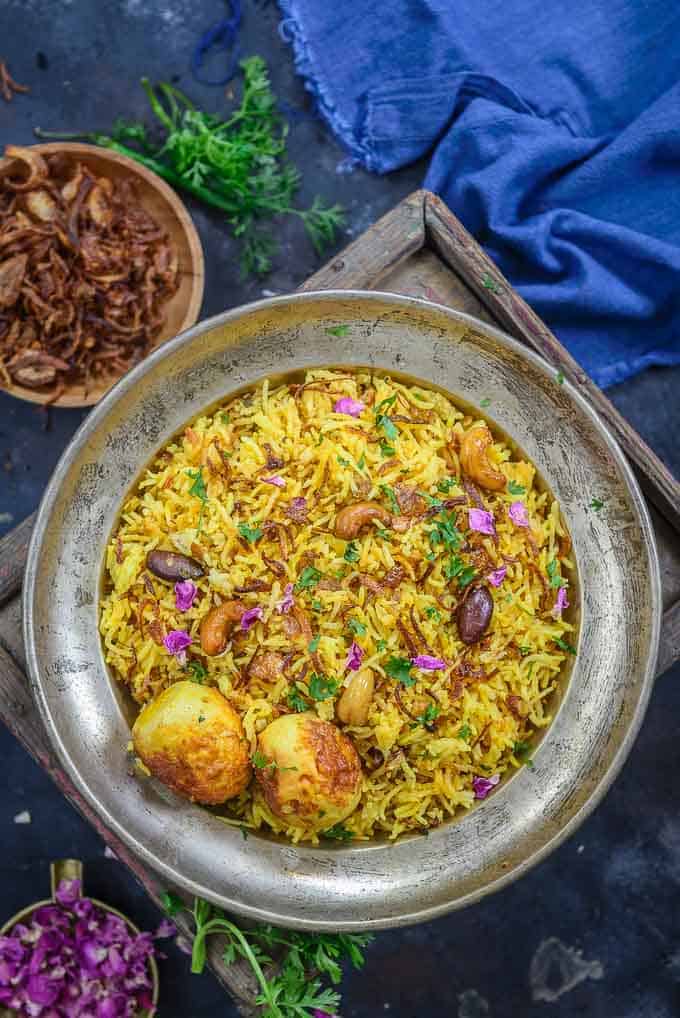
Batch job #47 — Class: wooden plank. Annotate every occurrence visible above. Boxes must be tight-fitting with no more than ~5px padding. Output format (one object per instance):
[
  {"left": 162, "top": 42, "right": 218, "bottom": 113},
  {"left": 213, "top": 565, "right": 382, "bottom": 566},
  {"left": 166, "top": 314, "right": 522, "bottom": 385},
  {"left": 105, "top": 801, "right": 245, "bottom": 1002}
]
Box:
[
  {"left": 424, "top": 192, "right": 680, "bottom": 533},
  {"left": 0, "top": 638, "right": 259, "bottom": 1014},
  {"left": 0, "top": 512, "right": 34, "bottom": 608}
]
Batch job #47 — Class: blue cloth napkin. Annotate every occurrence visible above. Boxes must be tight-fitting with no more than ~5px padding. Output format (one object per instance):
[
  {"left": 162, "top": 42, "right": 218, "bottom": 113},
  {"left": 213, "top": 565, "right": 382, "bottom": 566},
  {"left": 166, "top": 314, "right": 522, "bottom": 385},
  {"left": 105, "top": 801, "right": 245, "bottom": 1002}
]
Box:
[{"left": 278, "top": 0, "right": 680, "bottom": 388}]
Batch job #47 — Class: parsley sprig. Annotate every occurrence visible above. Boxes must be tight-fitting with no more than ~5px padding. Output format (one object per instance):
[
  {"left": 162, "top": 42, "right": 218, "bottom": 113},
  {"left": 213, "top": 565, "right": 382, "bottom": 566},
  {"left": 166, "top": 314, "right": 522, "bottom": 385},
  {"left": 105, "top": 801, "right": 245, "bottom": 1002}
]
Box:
[{"left": 163, "top": 895, "right": 372, "bottom": 1016}]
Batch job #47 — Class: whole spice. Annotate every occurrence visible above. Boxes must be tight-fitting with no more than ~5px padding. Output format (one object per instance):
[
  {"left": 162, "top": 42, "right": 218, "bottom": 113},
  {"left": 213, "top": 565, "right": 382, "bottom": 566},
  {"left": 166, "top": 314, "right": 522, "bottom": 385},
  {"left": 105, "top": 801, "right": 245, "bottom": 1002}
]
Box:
[{"left": 456, "top": 585, "right": 494, "bottom": 644}]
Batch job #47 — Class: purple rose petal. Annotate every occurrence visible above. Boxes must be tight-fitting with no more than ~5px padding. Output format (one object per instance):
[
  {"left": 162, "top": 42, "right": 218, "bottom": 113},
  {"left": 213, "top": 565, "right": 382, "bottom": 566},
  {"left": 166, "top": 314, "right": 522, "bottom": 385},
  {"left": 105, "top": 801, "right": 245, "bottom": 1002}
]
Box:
[
  {"left": 153, "top": 919, "right": 177, "bottom": 940},
  {"left": 553, "top": 586, "right": 570, "bottom": 616},
  {"left": 487, "top": 566, "right": 507, "bottom": 587},
  {"left": 240, "top": 606, "right": 264, "bottom": 632},
  {"left": 174, "top": 580, "right": 197, "bottom": 613},
  {"left": 468, "top": 508, "right": 495, "bottom": 536},
  {"left": 163, "top": 630, "right": 192, "bottom": 667},
  {"left": 473, "top": 774, "right": 500, "bottom": 800},
  {"left": 411, "top": 655, "right": 447, "bottom": 670},
  {"left": 263, "top": 475, "right": 286, "bottom": 488},
  {"left": 344, "top": 641, "right": 364, "bottom": 671},
  {"left": 333, "top": 397, "right": 365, "bottom": 418},
  {"left": 508, "top": 501, "right": 529, "bottom": 527},
  {"left": 276, "top": 583, "right": 295, "bottom": 615}
]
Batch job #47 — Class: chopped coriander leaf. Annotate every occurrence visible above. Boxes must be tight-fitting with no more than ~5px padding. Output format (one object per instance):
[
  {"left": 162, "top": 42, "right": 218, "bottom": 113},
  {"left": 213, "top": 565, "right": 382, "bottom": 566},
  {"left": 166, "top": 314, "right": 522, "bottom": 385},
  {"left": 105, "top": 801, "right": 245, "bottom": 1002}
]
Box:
[
  {"left": 348, "top": 618, "right": 367, "bottom": 637},
  {"left": 425, "top": 606, "right": 441, "bottom": 622},
  {"left": 458, "top": 724, "right": 472, "bottom": 742},
  {"left": 419, "top": 490, "right": 444, "bottom": 509},
  {"left": 287, "top": 687, "right": 308, "bottom": 712},
  {"left": 556, "top": 370, "right": 565, "bottom": 384},
  {"left": 295, "top": 565, "right": 322, "bottom": 591},
  {"left": 323, "top": 823, "right": 354, "bottom": 841},
  {"left": 376, "top": 414, "right": 399, "bottom": 442},
  {"left": 518, "top": 644, "right": 531, "bottom": 656},
  {"left": 252, "top": 750, "right": 274, "bottom": 770},
  {"left": 425, "top": 550, "right": 436, "bottom": 562},
  {"left": 512, "top": 740, "right": 534, "bottom": 767},
  {"left": 437, "top": 478, "right": 457, "bottom": 493},
  {"left": 376, "top": 639, "right": 387, "bottom": 652},
  {"left": 443, "top": 555, "right": 464, "bottom": 580},
  {"left": 555, "top": 637, "right": 577, "bottom": 655},
  {"left": 187, "top": 660, "right": 207, "bottom": 683},
  {"left": 590, "top": 497, "right": 605, "bottom": 511},
  {"left": 237, "top": 521, "right": 263, "bottom": 543},
  {"left": 357, "top": 452, "right": 366, "bottom": 471},
  {"left": 325, "top": 324, "right": 350, "bottom": 337},
  {"left": 315, "top": 433, "right": 324, "bottom": 447},
  {"left": 479, "top": 397, "right": 491, "bottom": 408},
  {"left": 337, "top": 455, "right": 350, "bottom": 467},
  {"left": 220, "top": 412, "right": 230, "bottom": 425},
  {"left": 311, "top": 599, "right": 323, "bottom": 611},
  {"left": 344, "top": 541, "right": 360, "bottom": 563},
  {"left": 308, "top": 673, "right": 339, "bottom": 701},
  {"left": 379, "top": 440, "right": 396, "bottom": 458},
  {"left": 186, "top": 466, "right": 208, "bottom": 501},
  {"left": 458, "top": 565, "right": 477, "bottom": 588},
  {"left": 428, "top": 509, "right": 462, "bottom": 551},
  {"left": 308, "top": 634, "right": 320, "bottom": 653},
  {"left": 385, "top": 656, "right": 415, "bottom": 686},
  {"left": 374, "top": 527, "right": 392, "bottom": 541},
  {"left": 546, "top": 558, "right": 563, "bottom": 589},
  {"left": 508, "top": 480, "right": 526, "bottom": 496},
  {"left": 197, "top": 714, "right": 206, "bottom": 723},
  {"left": 160, "top": 891, "right": 184, "bottom": 917},
  {"left": 482, "top": 272, "right": 502, "bottom": 293},
  {"left": 374, "top": 394, "right": 397, "bottom": 415},
  {"left": 505, "top": 593, "right": 513, "bottom": 603},
  {"left": 379, "top": 484, "right": 400, "bottom": 514},
  {"left": 415, "top": 703, "right": 440, "bottom": 728}
]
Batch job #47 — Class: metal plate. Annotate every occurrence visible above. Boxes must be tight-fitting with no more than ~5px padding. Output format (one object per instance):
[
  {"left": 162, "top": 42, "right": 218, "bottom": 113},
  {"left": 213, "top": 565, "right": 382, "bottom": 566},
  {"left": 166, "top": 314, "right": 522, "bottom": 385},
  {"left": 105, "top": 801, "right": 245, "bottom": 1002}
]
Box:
[{"left": 24, "top": 292, "right": 660, "bottom": 931}]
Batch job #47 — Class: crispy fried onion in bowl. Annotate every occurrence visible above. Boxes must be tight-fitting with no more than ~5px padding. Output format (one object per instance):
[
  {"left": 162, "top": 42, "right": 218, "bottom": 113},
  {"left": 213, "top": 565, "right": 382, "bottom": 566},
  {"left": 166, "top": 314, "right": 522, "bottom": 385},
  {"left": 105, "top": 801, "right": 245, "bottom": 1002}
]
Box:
[
  {"left": 100, "top": 370, "right": 576, "bottom": 844},
  {"left": 0, "top": 145, "right": 178, "bottom": 396}
]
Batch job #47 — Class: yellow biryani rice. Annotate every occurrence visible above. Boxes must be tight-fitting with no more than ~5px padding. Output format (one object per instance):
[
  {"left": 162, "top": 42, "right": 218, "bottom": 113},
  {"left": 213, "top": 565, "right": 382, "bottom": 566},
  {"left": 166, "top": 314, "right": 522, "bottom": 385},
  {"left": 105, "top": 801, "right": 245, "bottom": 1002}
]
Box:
[{"left": 100, "top": 369, "right": 575, "bottom": 843}]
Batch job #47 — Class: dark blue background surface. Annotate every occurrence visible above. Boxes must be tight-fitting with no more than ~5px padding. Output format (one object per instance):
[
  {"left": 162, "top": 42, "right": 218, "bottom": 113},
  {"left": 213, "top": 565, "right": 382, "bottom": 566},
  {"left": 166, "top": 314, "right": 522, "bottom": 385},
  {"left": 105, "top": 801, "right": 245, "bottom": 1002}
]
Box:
[{"left": 1, "top": 3, "right": 680, "bottom": 1016}]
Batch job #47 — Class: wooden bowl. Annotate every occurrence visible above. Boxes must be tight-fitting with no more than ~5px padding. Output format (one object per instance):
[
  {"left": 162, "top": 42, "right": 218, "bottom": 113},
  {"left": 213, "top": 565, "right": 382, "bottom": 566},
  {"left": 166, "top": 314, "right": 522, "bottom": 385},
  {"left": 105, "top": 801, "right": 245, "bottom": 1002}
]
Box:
[{"left": 1, "top": 142, "right": 204, "bottom": 408}]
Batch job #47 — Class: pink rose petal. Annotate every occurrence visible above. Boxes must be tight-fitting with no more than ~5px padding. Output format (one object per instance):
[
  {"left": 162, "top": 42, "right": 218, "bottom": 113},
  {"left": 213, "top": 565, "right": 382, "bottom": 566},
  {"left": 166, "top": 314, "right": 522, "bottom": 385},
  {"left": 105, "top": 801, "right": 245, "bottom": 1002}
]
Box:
[
  {"left": 174, "top": 580, "right": 197, "bottom": 612},
  {"left": 411, "top": 655, "right": 447, "bottom": 670},
  {"left": 240, "top": 606, "right": 264, "bottom": 631},
  {"left": 468, "top": 508, "right": 495, "bottom": 536},
  {"left": 164, "top": 630, "right": 192, "bottom": 666},
  {"left": 508, "top": 501, "right": 529, "bottom": 527},
  {"left": 345, "top": 641, "right": 364, "bottom": 671},
  {"left": 553, "top": 586, "right": 569, "bottom": 616},
  {"left": 333, "top": 397, "right": 365, "bottom": 418},
  {"left": 263, "top": 475, "right": 286, "bottom": 488},
  {"left": 488, "top": 566, "right": 507, "bottom": 587},
  {"left": 277, "top": 583, "right": 295, "bottom": 614},
  {"left": 473, "top": 774, "right": 500, "bottom": 800}
]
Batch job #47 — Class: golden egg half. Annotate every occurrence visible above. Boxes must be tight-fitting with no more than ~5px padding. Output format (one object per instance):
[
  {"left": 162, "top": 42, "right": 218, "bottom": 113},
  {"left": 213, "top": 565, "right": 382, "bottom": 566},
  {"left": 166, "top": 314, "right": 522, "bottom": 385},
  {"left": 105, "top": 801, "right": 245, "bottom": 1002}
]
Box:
[
  {"left": 132, "top": 680, "right": 251, "bottom": 805},
  {"left": 254, "top": 714, "right": 362, "bottom": 831}
]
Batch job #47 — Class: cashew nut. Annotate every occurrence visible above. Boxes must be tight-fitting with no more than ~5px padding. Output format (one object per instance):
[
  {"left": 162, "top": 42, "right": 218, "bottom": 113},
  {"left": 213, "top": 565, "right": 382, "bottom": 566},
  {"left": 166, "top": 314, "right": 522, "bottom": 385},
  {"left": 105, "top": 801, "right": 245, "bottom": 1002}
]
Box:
[
  {"left": 459, "top": 425, "right": 506, "bottom": 492},
  {"left": 334, "top": 502, "right": 392, "bottom": 540},
  {"left": 336, "top": 669, "right": 375, "bottom": 726},
  {"left": 200, "top": 600, "right": 245, "bottom": 656}
]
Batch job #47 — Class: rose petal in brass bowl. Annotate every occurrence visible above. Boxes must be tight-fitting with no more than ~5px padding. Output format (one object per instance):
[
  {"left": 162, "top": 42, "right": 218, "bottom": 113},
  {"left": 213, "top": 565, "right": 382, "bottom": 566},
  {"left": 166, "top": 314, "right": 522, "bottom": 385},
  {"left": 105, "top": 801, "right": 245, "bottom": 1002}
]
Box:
[{"left": 23, "top": 291, "right": 660, "bottom": 930}]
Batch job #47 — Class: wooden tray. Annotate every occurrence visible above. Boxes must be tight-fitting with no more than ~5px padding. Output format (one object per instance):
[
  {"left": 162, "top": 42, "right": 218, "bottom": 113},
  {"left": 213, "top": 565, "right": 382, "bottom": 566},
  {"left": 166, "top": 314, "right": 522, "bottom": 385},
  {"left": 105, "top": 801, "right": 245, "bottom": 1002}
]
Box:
[{"left": 1, "top": 190, "right": 679, "bottom": 1013}]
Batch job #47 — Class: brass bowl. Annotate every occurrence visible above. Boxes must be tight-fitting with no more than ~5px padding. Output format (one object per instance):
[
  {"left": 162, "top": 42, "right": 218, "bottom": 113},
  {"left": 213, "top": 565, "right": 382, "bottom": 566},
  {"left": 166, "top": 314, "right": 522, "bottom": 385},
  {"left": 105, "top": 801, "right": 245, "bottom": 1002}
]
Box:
[
  {"left": 1, "top": 142, "right": 204, "bottom": 409},
  {"left": 23, "top": 291, "right": 660, "bottom": 930},
  {"left": 0, "top": 859, "right": 159, "bottom": 1016}
]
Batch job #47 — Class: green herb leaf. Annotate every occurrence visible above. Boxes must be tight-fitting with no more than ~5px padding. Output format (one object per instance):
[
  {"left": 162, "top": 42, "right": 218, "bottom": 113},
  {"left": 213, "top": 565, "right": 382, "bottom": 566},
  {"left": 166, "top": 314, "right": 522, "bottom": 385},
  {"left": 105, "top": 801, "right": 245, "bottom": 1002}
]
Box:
[
  {"left": 376, "top": 414, "right": 399, "bottom": 442},
  {"left": 385, "top": 656, "right": 415, "bottom": 686},
  {"left": 287, "top": 686, "right": 308, "bottom": 713},
  {"left": 512, "top": 740, "right": 534, "bottom": 768},
  {"left": 458, "top": 724, "right": 472, "bottom": 742},
  {"left": 413, "top": 703, "right": 440, "bottom": 729},
  {"left": 160, "top": 891, "right": 185, "bottom": 916},
  {"left": 187, "top": 660, "right": 207, "bottom": 684},
  {"left": 337, "top": 455, "right": 350, "bottom": 467},
  {"left": 428, "top": 509, "right": 463, "bottom": 552},
  {"left": 311, "top": 599, "right": 323, "bottom": 612},
  {"left": 237, "top": 521, "right": 263, "bottom": 543},
  {"left": 457, "top": 565, "right": 477, "bottom": 588},
  {"left": 556, "top": 370, "right": 565, "bottom": 385},
  {"left": 546, "top": 558, "right": 563, "bottom": 589},
  {"left": 220, "top": 412, "right": 230, "bottom": 425},
  {"left": 376, "top": 639, "right": 387, "bottom": 652},
  {"left": 186, "top": 466, "right": 208, "bottom": 535},
  {"left": 348, "top": 618, "right": 367, "bottom": 637},
  {"left": 379, "top": 440, "right": 396, "bottom": 458},
  {"left": 374, "top": 527, "right": 392, "bottom": 542},
  {"left": 322, "top": 823, "right": 354, "bottom": 841},
  {"left": 197, "top": 714, "right": 206, "bottom": 724},
  {"left": 482, "top": 272, "right": 502, "bottom": 294},
  {"left": 374, "top": 394, "right": 397, "bottom": 415},
  {"left": 325, "top": 325, "right": 350, "bottom": 337},
  {"left": 308, "top": 634, "right": 320, "bottom": 653},
  {"left": 508, "top": 480, "right": 526, "bottom": 495},
  {"left": 379, "top": 484, "right": 400, "bottom": 514},
  {"left": 590, "top": 497, "right": 605, "bottom": 511},
  {"left": 308, "top": 673, "right": 339, "bottom": 701},
  {"left": 344, "top": 541, "right": 360, "bottom": 563},
  {"left": 479, "top": 397, "right": 491, "bottom": 408},
  {"left": 518, "top": 644, "right": 531, "bottom": 656},
  {"left": 425, "top": 606, "right": 441, "bottom": 622},
  {"left": 357, "top": 453, "right": 366, "bottom": 471},
  {"left": 252, "top": 750, "right": 274, "bottom": 770},
  {"left": 554, "top": 637, "right": 577, "bottom": 655},
  {"left": 295, "top": 566, "right": 322, "bottom": 591},
  {"left": 437, "top": 478, "right": 457, "bottom": 493}
]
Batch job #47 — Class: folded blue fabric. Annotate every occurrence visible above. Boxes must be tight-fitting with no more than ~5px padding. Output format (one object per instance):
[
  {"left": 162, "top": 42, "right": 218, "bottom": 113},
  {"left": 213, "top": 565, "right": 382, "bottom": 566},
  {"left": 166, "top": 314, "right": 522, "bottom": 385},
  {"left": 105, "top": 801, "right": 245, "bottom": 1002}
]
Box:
[{"left": 278, "top": 0, "right": 680, "bottom": 388}]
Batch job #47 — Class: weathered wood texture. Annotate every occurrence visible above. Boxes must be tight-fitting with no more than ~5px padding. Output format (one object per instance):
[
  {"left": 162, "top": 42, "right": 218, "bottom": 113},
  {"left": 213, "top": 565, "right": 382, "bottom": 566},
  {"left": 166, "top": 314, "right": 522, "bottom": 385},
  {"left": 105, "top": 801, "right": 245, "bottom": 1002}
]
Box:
[{"left": 0, "top": 188, "right": 678, "bottom": 1012}]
